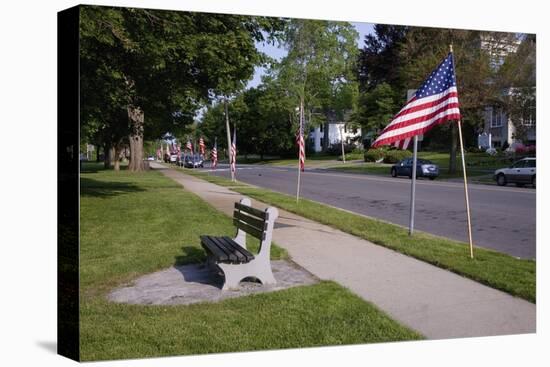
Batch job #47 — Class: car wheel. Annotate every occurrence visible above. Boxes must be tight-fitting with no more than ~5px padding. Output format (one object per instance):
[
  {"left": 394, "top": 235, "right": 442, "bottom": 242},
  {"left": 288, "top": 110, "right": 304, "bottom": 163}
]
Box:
[
  {"left": 429, "top": 177, "right": 435, "bottom": 181},
  {"left": 515, "top": 183, "right": 524, "bottom": 187},
  {"left": 391, "top": 168, "right": 397, "bottom": 177},
  {"left": 496, "top": 173, "right": 507, "bottom": 186},
  {"left": 532, "top": 175, "right": 536, "bottom": 188}
]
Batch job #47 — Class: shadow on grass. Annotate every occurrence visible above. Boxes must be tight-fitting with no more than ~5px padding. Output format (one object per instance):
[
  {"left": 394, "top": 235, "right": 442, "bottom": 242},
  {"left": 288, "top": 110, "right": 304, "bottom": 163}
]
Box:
[
  {"left": 80, "top": 177, "right": 145, "bottom": 198},
  {"left": 81, "top": 162, "right": 129, "bottom": 174},
  {"left": 174, "top": 246, "right": 206, "bottom": 266}
]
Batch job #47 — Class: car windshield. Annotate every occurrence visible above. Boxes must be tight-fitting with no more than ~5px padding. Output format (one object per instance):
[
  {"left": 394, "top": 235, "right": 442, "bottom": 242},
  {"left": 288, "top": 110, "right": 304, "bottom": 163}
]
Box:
[
  {"left": 512, "top": 160, "right": 526, "bottom": 168},
  {"left": 417, "top": 159, "right": 433, "bottom": 164}
]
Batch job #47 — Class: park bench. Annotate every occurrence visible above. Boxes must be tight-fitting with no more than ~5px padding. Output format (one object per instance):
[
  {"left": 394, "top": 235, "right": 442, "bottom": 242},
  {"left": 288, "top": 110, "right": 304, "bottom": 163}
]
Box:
[{"left": 200, "top": 198, "right": 279, "bottom": 290}]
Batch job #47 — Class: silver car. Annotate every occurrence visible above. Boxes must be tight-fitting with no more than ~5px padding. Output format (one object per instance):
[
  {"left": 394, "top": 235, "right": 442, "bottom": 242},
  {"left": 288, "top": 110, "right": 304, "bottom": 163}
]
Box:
[{"left": 494, "top": 157, "right": 536, "bottom": 187}]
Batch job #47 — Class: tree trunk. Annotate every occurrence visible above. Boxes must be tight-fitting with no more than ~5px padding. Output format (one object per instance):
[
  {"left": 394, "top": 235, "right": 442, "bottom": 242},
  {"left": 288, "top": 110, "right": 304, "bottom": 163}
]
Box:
[
  {"left": 127, "top": 106, "right": 145, "bottom": 172},
  {"left": 448, "top": 123, "right": 458, "bottom": 174},
  {"left": 103, "top": 143, "right": 112, "bottom": 169},
  {"left": 113, "top": 145, "right": 121, "bottom": 171}
]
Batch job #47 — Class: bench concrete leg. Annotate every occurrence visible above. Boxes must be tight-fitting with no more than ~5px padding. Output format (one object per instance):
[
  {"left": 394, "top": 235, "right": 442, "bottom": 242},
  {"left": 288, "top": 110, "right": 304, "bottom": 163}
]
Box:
[{"left": 218, "top": 259, "right": 276, "bottom": 290}]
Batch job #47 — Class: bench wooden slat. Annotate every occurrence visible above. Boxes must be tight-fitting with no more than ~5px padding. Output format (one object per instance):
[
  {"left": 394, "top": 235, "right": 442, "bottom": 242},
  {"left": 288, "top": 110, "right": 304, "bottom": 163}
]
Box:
[
  {"left": 233, "top": 210, "right": 267, "bottom": 232},
  {"left": 233, "top": 218, "right": 265, "bottom": 240},
  {"left": 234, "top": 202, "right": 268, "bottom": 220},
  {"left": 201, "top": 235, "right": 255, "bottom": 264},
  {"left": 200, "top": 235, "right": 230, "bottom": 262},
  {"left": 222, "top": 236, "right": 255, "bottom": 262},
  {"left": 209, "top": 236, "right": 240, "bottom": 263}
]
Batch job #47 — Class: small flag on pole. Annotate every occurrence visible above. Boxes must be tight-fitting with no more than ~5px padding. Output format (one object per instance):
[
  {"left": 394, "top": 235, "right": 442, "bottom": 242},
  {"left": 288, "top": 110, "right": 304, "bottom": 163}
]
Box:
[
  {"left": 230, "top": 129, "right": 236, "bottom": 177},
  {"left": 298, "top": 119, "right": 305, "bottom": 172},
  {"left": 211, "top": 139, "right": 218, "bottom": 169},
  {"left": 199, "top": 137, "right": 206, "bottom": 155},
  {"left": 372, "top": 53, "right": 461, "bottom": 149},
  {"left": 186, "top": 139, "right": 193, "bottom": 152}
]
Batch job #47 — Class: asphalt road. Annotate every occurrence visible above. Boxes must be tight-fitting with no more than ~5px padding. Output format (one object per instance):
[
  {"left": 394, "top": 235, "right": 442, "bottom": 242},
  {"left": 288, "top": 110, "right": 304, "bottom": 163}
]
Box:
[{"left": 201, "top": 164, "right": 536, "bottom": 259}]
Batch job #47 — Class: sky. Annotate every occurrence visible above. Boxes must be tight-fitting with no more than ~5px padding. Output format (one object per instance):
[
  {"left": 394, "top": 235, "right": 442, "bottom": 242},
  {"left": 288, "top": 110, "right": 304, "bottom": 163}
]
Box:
[{"left": 246, "top": 21, "right": 375, "bottom": 89}]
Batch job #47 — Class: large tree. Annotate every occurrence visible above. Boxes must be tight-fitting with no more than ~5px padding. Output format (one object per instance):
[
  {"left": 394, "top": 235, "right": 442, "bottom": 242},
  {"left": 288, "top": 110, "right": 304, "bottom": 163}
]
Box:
[
  {"left": 399, "top": 28, "right": 496, "bottom": 172},
  {"left": 200, "top": 79, "right": 295, "bottom": 159},
  {"left": 271, "top": 19, "right": 358, "bottom": 152},
  {"left": 356, "top": 24, "right": 409, "bottom": 93},
  {"left": 80, "top": 6, "right": 283, "bottom": 171}
]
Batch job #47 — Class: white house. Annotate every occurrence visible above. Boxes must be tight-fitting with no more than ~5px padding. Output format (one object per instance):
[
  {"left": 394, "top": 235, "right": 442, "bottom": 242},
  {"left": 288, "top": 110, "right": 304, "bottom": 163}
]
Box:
[
  {"left": 308, "top": 123, "right": 362, "bottom": 153},
  {"left": 483, "top": 101, "right": 536, "bottom": 148}
]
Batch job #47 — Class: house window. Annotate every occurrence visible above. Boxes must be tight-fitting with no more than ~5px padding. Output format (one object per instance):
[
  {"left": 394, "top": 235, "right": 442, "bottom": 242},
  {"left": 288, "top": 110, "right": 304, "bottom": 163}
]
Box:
[
  {"left": 320, "top": 137, "right": 324, "bottom": 147},
  {"left": 320, "top": 124, "right": 324, "bottom": 133},
  {"left": 522, "top": 102, "right": 536, "bottom": 126},
  {"left": 491, "top": 107, "right": 503, "bottom": 127}
]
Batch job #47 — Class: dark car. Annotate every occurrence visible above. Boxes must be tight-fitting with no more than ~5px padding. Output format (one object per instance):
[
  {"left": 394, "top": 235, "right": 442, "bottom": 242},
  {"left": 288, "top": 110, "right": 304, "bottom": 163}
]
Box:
[
  {"left": 183, "top": 154, "right": 204, "bottom": 168},
  {"left": 391, "top": 158, "right": 439, "bottom": 180}
]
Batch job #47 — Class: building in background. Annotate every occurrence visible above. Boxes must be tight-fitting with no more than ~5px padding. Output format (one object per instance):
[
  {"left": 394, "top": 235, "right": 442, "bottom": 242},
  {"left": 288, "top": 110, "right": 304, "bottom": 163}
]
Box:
[
  {"left": 479, "top": 33, "right": 536, "bottom": 148},
  {"left": 309, "top": 123, "right": 362, "bottom": 153}
]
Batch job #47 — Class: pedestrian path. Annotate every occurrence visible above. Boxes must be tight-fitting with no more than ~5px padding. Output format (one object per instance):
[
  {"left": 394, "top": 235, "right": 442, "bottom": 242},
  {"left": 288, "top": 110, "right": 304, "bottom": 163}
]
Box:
[{"left": 151, "top": 162, "right": 535, "bottom": 340}]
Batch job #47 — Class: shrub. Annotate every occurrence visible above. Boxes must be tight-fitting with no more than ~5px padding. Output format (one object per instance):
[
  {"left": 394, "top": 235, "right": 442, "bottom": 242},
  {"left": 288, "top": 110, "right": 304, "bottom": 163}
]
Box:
[
  {"left": 364, "top": 148, "right": 386, "bottom": 162},
  {"left": 467, "top": 146, "right": 484, "bottom": 153},
  {"left": 383, "top": 149, "right": 412, "bottom": 163}
]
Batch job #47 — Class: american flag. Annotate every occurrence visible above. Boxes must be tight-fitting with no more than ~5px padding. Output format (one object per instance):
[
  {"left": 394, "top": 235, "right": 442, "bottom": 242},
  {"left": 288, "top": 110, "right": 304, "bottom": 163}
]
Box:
[
  {"left": 199, "top": 137, "right": 206, "bottom": 155},
  {"left": 372, "top": 53, "right": 461, "bottom": 149},
  {"left": 211, "top": 139, "right": 218, "bottom": 169},
  {"left": 185, "top": 139, "right": 193, "bottom": 152},
  {"left": 230, "top": 129, "right": 236, "bottom": 174}
]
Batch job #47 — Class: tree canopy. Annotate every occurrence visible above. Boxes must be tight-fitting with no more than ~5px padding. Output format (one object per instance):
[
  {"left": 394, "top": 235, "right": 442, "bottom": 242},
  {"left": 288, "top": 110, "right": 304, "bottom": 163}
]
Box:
[{"left": 80, "top": 5, "right": 283, "bottom": 169}]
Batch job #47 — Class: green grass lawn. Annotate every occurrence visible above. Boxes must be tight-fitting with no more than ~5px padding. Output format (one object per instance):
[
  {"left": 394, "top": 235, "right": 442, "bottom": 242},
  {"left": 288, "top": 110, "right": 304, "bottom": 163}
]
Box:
[
  {"left": 165, "top": 169, "right": 536, "bottom": 302},
  {"left": 231, "top": 187, "right": 536, "bottom": 303},
  {"left": 231, "top": 153, "right": 342, "bottom": 167},
  {"left": 331, "top": 151, "right": 511, "bottom": 180},
  {"left": 79, "top": 162, "right": 422, "bottom": 360}
]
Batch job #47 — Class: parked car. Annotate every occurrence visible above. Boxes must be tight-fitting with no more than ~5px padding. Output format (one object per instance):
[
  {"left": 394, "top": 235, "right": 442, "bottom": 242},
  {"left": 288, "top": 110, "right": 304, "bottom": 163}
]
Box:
[
  {"left": 147, "top": 155, "right": 155, "bottom": 161},
  {"left": 391, "top": 158, "right": 439, "bottom": 180},
  {"left": 494, "top": 157, "right": 536, "bottom": 187},
  {"left": 169, "top": 154, "right": 178, "bottom": 163},
  {"left": 183, "top": 154, "right": 204, "bottom": 168}
]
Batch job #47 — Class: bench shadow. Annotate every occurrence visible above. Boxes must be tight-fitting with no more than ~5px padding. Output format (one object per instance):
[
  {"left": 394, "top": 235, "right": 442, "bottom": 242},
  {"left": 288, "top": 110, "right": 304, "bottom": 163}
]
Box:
[
  {"left": 174, "top": 246, "right": 207, "bottom": 266},
  {"left": 80, "top": 177, "right": 145, "bottom": 198},
  {"left": 173, "top": 246, "right": 223, "bottom": 288}
]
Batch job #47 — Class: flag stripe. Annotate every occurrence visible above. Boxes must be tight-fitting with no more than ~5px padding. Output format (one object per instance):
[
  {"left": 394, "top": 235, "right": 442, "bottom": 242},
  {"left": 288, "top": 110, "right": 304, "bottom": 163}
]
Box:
[
  {"left": 374, "top": 112, "right": 461, "bottom": 147},
  {"left": 393, "top": 90, "right": 458, "bottom": 121},
  {"left": 382, "top": 99, "right": 460, "bottom": 134}
]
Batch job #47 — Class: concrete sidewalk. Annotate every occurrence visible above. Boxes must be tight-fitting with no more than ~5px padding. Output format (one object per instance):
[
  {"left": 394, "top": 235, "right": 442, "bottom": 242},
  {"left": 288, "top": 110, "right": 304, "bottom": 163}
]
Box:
[{"left": 152, "top": 162, "right": 535, "bottom": 340}]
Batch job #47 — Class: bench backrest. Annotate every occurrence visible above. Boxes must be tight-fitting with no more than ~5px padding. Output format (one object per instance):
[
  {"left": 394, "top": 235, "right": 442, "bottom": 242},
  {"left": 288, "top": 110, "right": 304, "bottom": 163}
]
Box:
[{"left": 233, "top": 202, "right": 269, "bottom": 241}]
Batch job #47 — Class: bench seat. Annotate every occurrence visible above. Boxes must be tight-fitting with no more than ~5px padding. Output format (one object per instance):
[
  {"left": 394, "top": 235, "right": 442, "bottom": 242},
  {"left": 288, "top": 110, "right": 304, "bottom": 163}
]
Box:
[{"left": 200, "top": 235, "right": 254, "bottom": 264}]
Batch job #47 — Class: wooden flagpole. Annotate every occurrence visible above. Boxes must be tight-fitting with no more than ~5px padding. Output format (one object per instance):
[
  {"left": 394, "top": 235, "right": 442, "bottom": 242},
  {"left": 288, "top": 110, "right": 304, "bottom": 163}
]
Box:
[{"left": 451, "top": 44, "right": 475, "bottom": 258}]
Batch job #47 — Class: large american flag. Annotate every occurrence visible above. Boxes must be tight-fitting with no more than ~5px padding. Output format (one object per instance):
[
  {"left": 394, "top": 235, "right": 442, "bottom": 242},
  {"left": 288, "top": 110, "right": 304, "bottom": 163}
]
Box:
[
  {"left": 211, "top": 139, "right": 218, "bottom": 169},
  {"left": 199, "top": 137, "right": 206, "bottom": 155},
  {"left": 372, "top": 53, "right": 461, "bottom": 149},
  {"left": 230, "top": 129, "right": 236, "bottom": 174}
]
